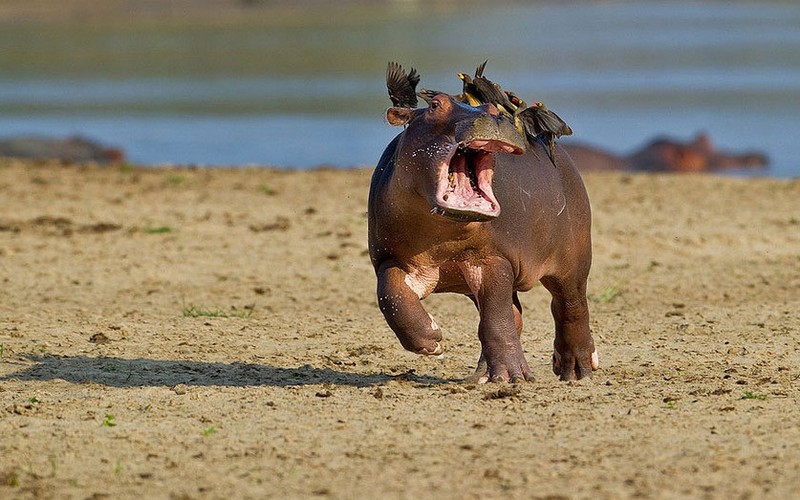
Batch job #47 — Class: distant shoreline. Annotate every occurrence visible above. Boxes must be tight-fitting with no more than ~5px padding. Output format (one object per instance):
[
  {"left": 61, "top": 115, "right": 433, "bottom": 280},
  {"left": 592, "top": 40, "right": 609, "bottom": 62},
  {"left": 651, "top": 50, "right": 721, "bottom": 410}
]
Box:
[{"left": 0, "top": 0, "right": 463, "bottom": 26}]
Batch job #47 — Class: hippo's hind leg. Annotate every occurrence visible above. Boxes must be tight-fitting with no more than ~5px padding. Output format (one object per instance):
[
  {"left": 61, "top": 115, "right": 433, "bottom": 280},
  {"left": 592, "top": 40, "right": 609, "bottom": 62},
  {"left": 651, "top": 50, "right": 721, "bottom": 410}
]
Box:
[
  {"left": 376, "top": 262, "right": 443, "bottom": 356},
  {"left": 466, "top": 292, "right": 524, "bottom": 384},
  {"left": 541, "top": 275, "right": 598, "bottom": 381}
]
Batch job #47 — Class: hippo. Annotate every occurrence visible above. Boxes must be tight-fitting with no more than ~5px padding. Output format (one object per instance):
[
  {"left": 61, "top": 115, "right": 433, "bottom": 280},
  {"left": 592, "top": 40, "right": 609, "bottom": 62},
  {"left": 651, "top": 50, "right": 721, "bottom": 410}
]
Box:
[
  {"left": 368, "top": 93, "right": 598, "bottom": 382},
  {"left": 0, "top": 135, "right": 125, "bottom": 164},
  {"left": 562, "top": 133, "right": 769, "bottom": 173}
]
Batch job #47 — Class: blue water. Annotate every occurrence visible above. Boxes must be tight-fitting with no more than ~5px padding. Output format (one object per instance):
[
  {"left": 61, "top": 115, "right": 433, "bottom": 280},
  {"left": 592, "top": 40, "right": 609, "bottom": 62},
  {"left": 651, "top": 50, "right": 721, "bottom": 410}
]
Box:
[{"left": 1, "top": 1, "right": 798, "bottom": 177}]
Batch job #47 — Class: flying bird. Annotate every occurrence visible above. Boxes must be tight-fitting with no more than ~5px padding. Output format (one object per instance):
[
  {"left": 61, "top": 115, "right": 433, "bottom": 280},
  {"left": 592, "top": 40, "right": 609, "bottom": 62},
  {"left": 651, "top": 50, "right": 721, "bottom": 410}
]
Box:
[{"left": 386, "top": 62, "right": 420, "bottom": 108}]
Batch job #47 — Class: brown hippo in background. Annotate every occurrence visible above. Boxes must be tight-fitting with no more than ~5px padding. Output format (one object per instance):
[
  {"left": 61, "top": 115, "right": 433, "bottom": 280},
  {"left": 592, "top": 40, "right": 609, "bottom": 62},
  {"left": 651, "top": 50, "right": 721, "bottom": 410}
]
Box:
[
  {"left": 0, "top": 135, "right": 125, "bottom": 164},
  {"left": 562, "top": 132, "right": 768, "bottom": 173},
  {"left": 368, "top": 93, "right": 597, "bottom": 382}
]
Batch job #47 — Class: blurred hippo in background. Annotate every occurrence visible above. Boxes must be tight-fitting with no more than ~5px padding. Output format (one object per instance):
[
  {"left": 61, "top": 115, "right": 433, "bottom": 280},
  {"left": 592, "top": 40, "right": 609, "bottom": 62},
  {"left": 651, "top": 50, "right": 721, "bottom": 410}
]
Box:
[
  {"left": 563, "top": 133, "right": 768, "bottom": 173},
  {"left": 0, "top": 135, "right": 125, "bottom": 164}
]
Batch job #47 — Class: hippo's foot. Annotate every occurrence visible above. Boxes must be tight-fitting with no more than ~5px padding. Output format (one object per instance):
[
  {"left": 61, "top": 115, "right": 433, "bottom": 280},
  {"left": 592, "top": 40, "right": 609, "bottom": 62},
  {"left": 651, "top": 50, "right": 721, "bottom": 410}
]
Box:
[
  {"left": 552, "top": 348, "right": 599, "bottom": 381},
  {"left": 464, "top": 351, "right": 532, "bottom": 384},
  {"left": 464, "top": 357, "right": 489, "bottom": 384},
  {"left": 414, "top": 341, "right": 444, "bottom": 356},
  {"left": 377, "top": 263, "right": 445, "bottom": 357}
]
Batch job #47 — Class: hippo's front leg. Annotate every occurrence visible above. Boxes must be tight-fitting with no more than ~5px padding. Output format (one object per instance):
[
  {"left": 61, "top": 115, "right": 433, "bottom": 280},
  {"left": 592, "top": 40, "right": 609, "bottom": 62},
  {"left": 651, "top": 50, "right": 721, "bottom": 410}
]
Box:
[
  {"left": 376, "top": 262, "right": 443, "bottom": 356},
  {"left": 470, "top": 259, "right": 532, "bottom": 383}
]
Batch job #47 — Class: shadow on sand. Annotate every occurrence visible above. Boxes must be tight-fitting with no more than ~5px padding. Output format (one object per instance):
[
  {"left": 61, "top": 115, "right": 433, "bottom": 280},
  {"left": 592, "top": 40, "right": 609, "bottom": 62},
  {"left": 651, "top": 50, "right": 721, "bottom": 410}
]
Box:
[{"left": 0, "top": 354, "right": 450, "bottom": 388}]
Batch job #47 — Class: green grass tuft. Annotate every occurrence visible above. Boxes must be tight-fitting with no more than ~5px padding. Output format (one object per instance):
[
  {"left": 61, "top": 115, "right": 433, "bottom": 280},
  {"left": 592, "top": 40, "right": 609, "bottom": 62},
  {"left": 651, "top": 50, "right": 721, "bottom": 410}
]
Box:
[
  {"left": 165, "top": 174, "right": 185, "bottom": 186},
  {"left": 596, "top": 285, "right": 622, "bottom": 304},
  {"left": 742, "top": 391, "right": 766, "bottom": 401},
  {"left": 2, "top": 471, "right": 19, "bottom": 487},
  {"left": 143, "top": 225, "right": 173, "bottom": 234},
  {"left": 182, "top": 305, "right": 252, "bottom": 319},
  {"left": 102, "top": 414, "right": 117, "bottom": 427}
]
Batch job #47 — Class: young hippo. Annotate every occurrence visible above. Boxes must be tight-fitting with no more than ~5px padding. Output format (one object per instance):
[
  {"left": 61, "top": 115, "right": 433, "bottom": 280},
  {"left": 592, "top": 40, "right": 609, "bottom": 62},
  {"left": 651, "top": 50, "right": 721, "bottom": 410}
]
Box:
[{"left": 368, "top": 94, "right": 597, "bottom": 382}]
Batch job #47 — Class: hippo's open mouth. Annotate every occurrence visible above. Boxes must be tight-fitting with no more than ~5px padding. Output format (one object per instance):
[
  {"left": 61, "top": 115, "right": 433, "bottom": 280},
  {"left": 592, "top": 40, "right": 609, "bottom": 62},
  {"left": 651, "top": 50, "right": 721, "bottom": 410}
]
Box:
[{"left": 432, "top": 139, "right": 523, "bottom": 222}]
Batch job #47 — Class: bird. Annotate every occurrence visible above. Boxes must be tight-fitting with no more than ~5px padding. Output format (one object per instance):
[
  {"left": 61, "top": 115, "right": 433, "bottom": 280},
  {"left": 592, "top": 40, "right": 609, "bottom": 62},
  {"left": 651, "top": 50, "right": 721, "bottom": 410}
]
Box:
[
  {"left": 474, "top": 59, "right": 488, "bottom": 79},
  {"left": 517, "top": 101, "right": 573, "bottom": 160},
  {"left": 386, "top": 62, "right": 420, "bottom": 108},
  {"left": 470, "top": 61, "right": 515, "bottom": 114},
  {"left": 503, "top": 90, "right": 527, "bottom": 110},
  {"left": 458, "top": 61, "right": 520, "bottom": 126},
  {"left": 457, "top": 61, "right": 574, "bottom": 161},
  {"left": 456, "top": 72, "right": 483, "bottom": 106},
  {"left": 392, "top": 59, "right": 573, "bottom": 162}
]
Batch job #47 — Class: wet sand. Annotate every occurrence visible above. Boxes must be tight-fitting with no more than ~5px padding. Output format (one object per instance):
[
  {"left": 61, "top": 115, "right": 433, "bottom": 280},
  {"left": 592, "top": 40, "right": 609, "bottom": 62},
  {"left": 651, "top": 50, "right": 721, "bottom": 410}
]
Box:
[{"left": 1, "top": 159, "right": 799, "bottom": 499}]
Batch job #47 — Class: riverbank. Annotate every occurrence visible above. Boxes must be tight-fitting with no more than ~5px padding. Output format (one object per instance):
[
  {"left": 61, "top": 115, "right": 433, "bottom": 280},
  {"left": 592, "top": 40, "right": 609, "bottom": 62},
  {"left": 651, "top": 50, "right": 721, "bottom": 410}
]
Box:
[{"left": 1, "top": 159, "right": 799, "bottom": 498}]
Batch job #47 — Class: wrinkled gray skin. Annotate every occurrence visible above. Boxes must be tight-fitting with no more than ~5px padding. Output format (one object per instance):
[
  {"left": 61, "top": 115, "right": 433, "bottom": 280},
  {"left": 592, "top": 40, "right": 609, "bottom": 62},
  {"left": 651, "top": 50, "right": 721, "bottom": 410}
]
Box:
[{"left": 368, "top": 94, "right": 597, "bottom": 382}]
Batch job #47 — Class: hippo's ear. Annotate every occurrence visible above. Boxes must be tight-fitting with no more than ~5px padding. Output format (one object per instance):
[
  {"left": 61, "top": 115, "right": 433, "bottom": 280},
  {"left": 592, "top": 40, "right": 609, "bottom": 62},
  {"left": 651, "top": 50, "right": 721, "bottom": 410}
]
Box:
[{"left": 386, "top": 107, "right": 414, "bottom": 126}]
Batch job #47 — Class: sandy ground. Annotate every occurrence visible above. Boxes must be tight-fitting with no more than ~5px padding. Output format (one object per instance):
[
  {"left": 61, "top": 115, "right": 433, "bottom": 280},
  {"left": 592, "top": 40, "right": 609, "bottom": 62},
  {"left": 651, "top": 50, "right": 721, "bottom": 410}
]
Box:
[{"left": 0, "top": 158, "right": 798, "bottom": 499}]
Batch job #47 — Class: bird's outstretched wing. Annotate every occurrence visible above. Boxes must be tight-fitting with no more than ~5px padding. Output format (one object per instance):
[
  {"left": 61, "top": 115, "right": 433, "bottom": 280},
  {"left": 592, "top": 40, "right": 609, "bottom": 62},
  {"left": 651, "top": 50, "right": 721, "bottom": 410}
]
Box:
[
  {"left": 386, "top": 62, "right": 420, "bottom": 108},
  {"left": 474, "top": 59, "right": 488, "bottom": 78},
  {"left": 519, "top": 105, "right": 572, "bottom": 138}
]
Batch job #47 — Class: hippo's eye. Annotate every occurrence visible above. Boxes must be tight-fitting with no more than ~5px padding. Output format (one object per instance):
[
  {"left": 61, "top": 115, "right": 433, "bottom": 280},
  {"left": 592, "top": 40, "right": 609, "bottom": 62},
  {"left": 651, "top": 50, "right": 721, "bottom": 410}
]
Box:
[{"left": 430, "top": 100, "right": 441, "bottom": 110}]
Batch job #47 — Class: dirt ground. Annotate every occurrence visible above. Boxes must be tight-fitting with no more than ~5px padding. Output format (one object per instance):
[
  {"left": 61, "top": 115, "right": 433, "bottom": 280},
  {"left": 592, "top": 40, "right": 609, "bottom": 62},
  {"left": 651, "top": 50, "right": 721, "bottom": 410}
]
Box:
[{"left": 0, "top": 158, "right": 798, "bottom": 499}]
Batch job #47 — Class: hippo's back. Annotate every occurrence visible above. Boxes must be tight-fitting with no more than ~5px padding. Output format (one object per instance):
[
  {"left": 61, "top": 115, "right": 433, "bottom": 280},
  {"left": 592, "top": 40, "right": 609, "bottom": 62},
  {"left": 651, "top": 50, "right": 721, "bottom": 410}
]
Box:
[{"left": 490, "top": 140, "right": 592, "bottom": 286}]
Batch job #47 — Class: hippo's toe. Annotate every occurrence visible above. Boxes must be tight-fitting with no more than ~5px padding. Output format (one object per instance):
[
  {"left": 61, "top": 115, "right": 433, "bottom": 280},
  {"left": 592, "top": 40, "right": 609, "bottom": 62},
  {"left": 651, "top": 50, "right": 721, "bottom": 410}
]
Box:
[
  {"left": 552, "top": 349, "right": 598, "bottom": 381},
  {"left": 487, "top": 365, "right": 533, "bottom": 383},
  {"left": 464, "top": 351, "right": 532, "bottom": 384},
  {"left": 415, "top": 341, "right": 443, "bottom": 356}
]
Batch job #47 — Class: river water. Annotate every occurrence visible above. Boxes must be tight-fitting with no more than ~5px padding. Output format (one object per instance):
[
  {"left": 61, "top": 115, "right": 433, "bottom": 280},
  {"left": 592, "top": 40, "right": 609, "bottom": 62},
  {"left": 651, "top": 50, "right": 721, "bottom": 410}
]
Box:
[{"left": 0, "top": 1, "right": 798, "bottom": 177}]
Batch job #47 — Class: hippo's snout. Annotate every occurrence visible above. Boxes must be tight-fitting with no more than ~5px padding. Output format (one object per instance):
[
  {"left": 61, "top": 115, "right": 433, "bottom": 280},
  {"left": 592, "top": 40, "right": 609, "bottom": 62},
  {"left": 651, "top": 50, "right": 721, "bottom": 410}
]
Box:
[
  {"left": 430, "top": 111, "right": 526, "bottom": 222},
  {"left": 455, "top": 113, "right": 526, "bottom": 155}
]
